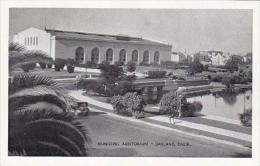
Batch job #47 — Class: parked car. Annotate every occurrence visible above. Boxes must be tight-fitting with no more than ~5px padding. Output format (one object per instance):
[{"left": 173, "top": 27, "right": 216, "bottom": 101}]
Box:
[{"left": 71, "top": 100, "right": 90, "bottom": 116}]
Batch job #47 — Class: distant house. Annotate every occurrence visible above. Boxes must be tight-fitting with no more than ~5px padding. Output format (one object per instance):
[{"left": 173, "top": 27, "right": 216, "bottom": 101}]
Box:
[
  {"left": 171, "top": 52, "right": 186, "bottom": 63},
  {"left": 193, "top": 51, "right": 211, "bottom": 64},
  {"left": 230, "top": 54, "right": 244, "bottom": 64},
  {"left": 193, "top": 51, "right": 231, "bottom": 66},
  {"left": 209, "top": 51, "right": 229, "bottom": 66},
  {"left": 244, "top": 53, "right": 252, "bottom": 63}
]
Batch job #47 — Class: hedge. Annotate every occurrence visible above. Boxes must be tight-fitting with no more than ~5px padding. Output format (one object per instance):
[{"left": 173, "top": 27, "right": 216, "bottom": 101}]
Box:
[{"left": 147, "top": 70, "right": 167, "bottom": 78}]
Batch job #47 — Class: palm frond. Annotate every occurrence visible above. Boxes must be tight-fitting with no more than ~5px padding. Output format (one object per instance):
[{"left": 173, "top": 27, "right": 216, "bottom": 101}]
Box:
[
  {"left": 9, "top": 85, "right": 68, "bottom": 112},
  {"left": 9, "top": 109, "right": 90, "bottom": 156},
  {"left": 14, "top": 102, "right": 64, "bottom": 115},
  {"left": 9, "top": 73, "right": 60, "bottom": 94},
  {"left": 9, "top": 42, "right": 25, "bottom": 52},
  {"left": 9, "top": 50, "right": 52, "bottom": 70}
]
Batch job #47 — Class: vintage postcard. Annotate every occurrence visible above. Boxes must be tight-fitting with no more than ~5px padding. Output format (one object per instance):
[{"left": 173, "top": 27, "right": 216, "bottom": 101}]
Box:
[{"left": 1, "top": 1, "right": 260, "bottom": 166}]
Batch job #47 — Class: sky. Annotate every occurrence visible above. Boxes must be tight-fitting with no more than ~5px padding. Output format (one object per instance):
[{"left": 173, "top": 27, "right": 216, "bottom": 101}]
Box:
[{"left": 9, "top": 8, "right": 252, "bottom": 55}]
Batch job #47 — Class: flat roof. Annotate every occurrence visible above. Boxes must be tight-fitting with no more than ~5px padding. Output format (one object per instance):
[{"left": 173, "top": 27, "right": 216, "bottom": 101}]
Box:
[{"left": 45, "top": 28, "right": 171, "bottom": 47}]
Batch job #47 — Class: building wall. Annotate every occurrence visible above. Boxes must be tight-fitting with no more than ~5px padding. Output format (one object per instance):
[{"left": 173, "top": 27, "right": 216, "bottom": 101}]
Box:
[
  {"left": 55, "top": 38, "right": 171, "bottom": 64},
  {"left": 211, "top": 53, "right": 228, "bottom": 66},
  {"left": 13, "top": 27, "right": 51, "bottom": 56}
]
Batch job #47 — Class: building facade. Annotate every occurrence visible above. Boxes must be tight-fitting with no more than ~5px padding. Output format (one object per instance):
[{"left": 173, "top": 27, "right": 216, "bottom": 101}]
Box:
[
  {"left": 13, "top": 27, "right": 172, "bottom": 65},
  {"left": 171, "top": 52, "right": 186, "bottom": 63},
  {"left": 209, "top": 51, "right": 230, "bottom": 66}
]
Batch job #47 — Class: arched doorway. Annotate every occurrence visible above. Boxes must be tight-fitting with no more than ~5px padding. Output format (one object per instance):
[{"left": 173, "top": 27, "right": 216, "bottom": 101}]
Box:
[
  {"left": 143, "top": 50, "right": 149, "bottom": 64},
  {"left": 75, "top": 47, "right": 84, "bottom": 64},
  {"left": 132, "top": 50, "right": 138, "bottom": 63},
  {"left": 119, "top": 49, "right": 126, "bottom": 64},
  {"left": 91, "top": 48, "right": 99, "bottom": 64},
  {"left": 106, "top": 48, "right": 113, "bottom": 64},
  {"left": 154, "top": 51, "right": 160, "bottom": 64}
]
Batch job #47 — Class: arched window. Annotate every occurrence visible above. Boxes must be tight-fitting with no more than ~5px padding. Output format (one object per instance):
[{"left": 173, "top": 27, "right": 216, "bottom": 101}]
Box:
[
  {"left": 132, "top": 50, "right": 138, "bottom": 63},
  {"left": 119, "top": 49, "right": 126, "bottom": 63},
  {"left": 106, "top": 48, "right": 113, "bottom": 63},
  {"left": 24, "top": 38, "right": 27, "bottom": 46},
  {"left": 154, "top": 51, "right": 160, "bottom": 64},
  {"left": 143, "top": 50, "right": 149, "bottom": 64},
  {"left": 91, "top": 47, "right": 99, "bottom": 64},
  {"left": 75, "top": 47, "right": 84, "bottom": 64}
]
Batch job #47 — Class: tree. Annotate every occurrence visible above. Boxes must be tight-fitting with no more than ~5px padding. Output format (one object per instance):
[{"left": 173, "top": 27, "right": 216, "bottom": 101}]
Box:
[
  {"left": 126, "top": 61, "right": 136, "bottom": 73},
  {"left": 122, "top": 92, "right": 146, "bottom": 118},
  {"left": 159, "top": 91, "right": 183, "bottom": 116},
  {"left": 225, "top": 59, "right": 239, "bottom": 73},
  {"left": 189, "top": 60, "right": 204, "bottom": 75},
  {"left": 8, "top": 43, "right": 90, "bottom": 156},
  {"left": 111, "top": 92, "right": 146, "bottom": 118},
  {"left": 99, "top": 63, "right": 124, "bottom": 84}
]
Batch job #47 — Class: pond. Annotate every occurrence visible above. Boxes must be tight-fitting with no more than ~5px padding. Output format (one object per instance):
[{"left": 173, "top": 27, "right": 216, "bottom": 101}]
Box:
[{"left": 187, "top": 90, "right": 252, "bottom": 120}]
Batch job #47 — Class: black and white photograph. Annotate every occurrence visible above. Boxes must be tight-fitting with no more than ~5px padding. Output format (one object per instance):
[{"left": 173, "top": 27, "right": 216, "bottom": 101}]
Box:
[{"left": 1, "top": 1, "right": 260, "bottom": 166}]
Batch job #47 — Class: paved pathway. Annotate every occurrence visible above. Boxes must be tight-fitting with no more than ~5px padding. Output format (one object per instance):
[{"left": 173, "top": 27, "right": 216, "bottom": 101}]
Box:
[
  {"left": 147, "top": 116, "right": 251, "bottom": 142},
  {"left": 68, "top": 90, "right": 252, "bottom": 149}
]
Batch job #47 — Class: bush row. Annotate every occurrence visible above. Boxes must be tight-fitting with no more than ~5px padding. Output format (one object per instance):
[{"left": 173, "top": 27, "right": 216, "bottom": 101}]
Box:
[
  {"left": 147, "top": 70, "right": 167, "bottom": 78},
  {"left": 79, "top": 79, "right": 134, "bottom": 97}
]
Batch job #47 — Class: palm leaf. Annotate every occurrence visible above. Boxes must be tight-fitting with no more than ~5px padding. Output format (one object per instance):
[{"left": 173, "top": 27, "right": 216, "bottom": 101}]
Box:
[
  {"left": 9, "top": 109, "right": 90, "bottom": 156},
  {"left": 9, "top": 42, "right": 25, "bottom": 52},
  {"left": 9, "top": 50, "right": 52, "bottom": 70},
  {"left": 9, "top": 73, "right": 60, "bottom": 94},
  {"left": 9, "top": 42, "right": 53, "bottom": 71},
  {"left": 14, "top": 102, "right": 64, "bottom": 115},
  {"left": 9, "top": 85, "right": 69, "bottom": 112},
  {"left": 23, "top": 119, "right": 87, "bottom": 156}
]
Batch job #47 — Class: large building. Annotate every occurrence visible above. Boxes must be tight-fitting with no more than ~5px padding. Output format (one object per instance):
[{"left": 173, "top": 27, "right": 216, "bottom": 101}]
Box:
[
  {"left": 13, "top": 27, "right": 172, "bottom": 65},
  {"left": 171, "top": 52, "right": 186, "bottom": 63}
]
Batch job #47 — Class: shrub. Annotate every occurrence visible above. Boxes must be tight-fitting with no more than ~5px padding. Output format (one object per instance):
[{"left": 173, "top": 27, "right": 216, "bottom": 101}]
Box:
[
  {"left": 114, "top": 61, "right": 124, "bottom": 66},
  {"left": 39, "top": 62, "right": 46, "bottom": 69},
  {"left": 67, "top": 65, "right": 75, "bottom": 73},
  {"left": 47, "top": 64, "right": 53, "bottom": 68},
  {"left": 126, "top": 61, "right": 136, "bottom": 72},
  {"left": 54, "top": 58, "right": 66, "bottom": 71},
  {"left": 66, "top": 58, "right": 76, "bottom": 66},
  {"left": 159, "top": 91, "right": 182, "bottom": 115},
  {"left": 189, "top": 60, "right": 204, "bottom": 74},
  {"left": 211, "top": 75, "right": 223, "bottom": 82},
  {"left": 180, "top": 101, "right": 203, "bottom": 117},
  {"left": 239, "top": 109, "right": 252, "bottom": 127},
  {"left": 111, "top": 92, "right": 146, "bottom": 118},
  {"left": 21, "top": 63, "right": 36, "bottom": 72},
  {"left": 66, "top": 58, "right": 76, "bottom": 73},
  {"left": 160, "top": 61, "right": 177, "bottom": 69},
  {"left": 147, "top": 70, "right": 167, "bottom": 78},
  {"left": 110, "top": 95, "right": 124, "bottom": 114},
  {"left": 79, "top": 79, "right": 106, "bottom": 95},
  {"left": 167, "top": 72, "right": 173, "bottom": 77},
  {"left": 113, "top": 81, "right": 134, "bottom": 95},
  {"left": 122, "top": 92, "right": 146, "bottom": 118},
  {"left": 139, "top": 62, "right": 150, "bottom": 66}
]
